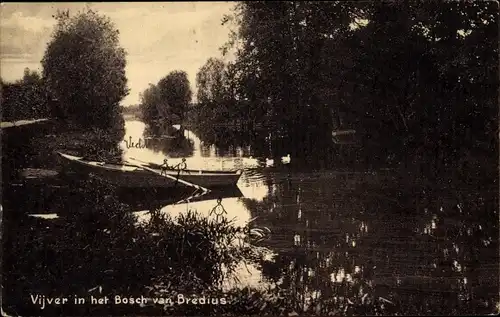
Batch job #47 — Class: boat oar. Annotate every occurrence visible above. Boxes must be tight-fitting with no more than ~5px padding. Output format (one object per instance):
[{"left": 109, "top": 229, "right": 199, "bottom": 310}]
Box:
[
  {"left": 174, "top": 187, "right": 208, "bottom": 205},
  {"left": 131, "top": 157, "right": 191, "bottom": 174},
  {"left": 125, "top": 158, "right": 210, "bottom": 194},
  {"left": 129, "top": 157, "right": 155, "bottom": 166},
  {"left": 126, "top": 157, "right": 211, "bottom": 205}
]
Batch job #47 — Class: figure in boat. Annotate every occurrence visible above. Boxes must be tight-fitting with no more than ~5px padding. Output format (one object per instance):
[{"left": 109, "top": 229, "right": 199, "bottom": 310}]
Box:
[
  {"left": 160, "top": 158, "right": 171, "bottom": 175},
  {"left": 178, "top": 158, "right": 187, "bottom": 170},
  {"left": 160, "top": 158, "right": 188, "bottom": 175}
]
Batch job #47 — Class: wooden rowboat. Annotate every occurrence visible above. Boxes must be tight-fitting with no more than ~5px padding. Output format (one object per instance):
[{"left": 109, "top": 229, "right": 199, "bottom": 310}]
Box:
[{"left": 57, "top": 152, "right": 242, "bottom": 189}]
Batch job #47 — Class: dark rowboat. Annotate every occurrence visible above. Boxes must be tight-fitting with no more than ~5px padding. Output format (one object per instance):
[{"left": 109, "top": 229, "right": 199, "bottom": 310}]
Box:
[{"left": 57, "top": 152, "right": 242, "bottom": 189}]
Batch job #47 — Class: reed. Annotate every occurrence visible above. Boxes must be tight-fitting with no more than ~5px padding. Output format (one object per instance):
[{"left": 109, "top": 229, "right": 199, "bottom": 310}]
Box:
[{"left": 2, "top": 178, "right": 272, "bottom": 316}]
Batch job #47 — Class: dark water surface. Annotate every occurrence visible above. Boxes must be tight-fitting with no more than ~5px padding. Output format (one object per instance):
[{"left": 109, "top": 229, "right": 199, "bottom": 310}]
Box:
[
  {"left": 2, "top": 119, "right": 498, "bottom": 315},
  {"left": 121, "top": 120, "right": 499, "bottom": 315}
]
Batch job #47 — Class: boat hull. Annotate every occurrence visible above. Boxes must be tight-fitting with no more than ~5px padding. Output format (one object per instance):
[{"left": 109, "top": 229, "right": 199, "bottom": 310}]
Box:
[{"left": 58, "top": 153, "right": 241, "bottom": 189}]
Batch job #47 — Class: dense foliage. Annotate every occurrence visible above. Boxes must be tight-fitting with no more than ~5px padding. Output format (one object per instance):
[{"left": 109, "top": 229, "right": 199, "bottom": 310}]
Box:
[
  {"left": 41, "top": 9, "right": 128, "bottom": 129},
  {"left": 2, "top": 3, "right": 498, "bottom": 316},
  {"left": 195, "top": 58, "right": 244, "bottom": 131},
  {"left": 158, "top": 71, "right": 192, "bottom": 125},
  {"left": 139, "top": 71, "right": 192, "bottom": 134},
  {"left": 3, "top": 178, "right": 267, "bottom": 316},
  {"left": 1, "top": 69, "right": 49, "bottom": 121},
  {"left": 193, "top": 1, "right": 498, "bottom": 171}
]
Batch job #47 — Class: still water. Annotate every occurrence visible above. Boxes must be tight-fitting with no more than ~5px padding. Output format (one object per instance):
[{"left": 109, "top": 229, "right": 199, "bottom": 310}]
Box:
[
  {"left": 122, "top": 120, "right": 498, "bottom": 314},
  {"left": 121, "top": 120, "right": 271, "bottom": 221}
]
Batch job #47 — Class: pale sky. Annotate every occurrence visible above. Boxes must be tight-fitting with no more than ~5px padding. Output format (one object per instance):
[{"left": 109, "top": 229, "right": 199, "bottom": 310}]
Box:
[{"left": 0, "top": 2, "right": 236, "bottom": 106}]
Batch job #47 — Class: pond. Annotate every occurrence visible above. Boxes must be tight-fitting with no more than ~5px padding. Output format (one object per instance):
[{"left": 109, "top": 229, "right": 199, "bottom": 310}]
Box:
[
  {"left": 120, "top": 119, "right": 499, "bottom": 314},
  {"left": 1, "top": 118, "right": 498, "bottom": 315}
]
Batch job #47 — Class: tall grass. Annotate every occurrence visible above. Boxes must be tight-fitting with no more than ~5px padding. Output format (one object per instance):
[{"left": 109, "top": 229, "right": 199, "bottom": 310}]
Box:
[{"left": 2, "top": 178, "right": 272, "bottom": 316}]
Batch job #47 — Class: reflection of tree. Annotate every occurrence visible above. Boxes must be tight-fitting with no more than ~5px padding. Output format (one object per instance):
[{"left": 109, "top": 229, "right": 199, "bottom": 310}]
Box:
[
  {"left": 190, "top": 122, "right": 337, "bottom": 168},
  {"left": 240, "top": 176, "right": 498, "bottom": 315},
  {"left": 190, "top": 126, "right": 253, "bottom": 156},
  {"left": 143, "top": 125, "right": 194, "bottom": 158}
]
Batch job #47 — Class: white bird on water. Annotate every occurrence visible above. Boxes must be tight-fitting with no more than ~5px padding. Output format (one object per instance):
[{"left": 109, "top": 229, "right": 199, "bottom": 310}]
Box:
[
  {"left": 265, "top": 158, "right": 274, "bottom": 167},
  {"left": 281, "top": 154, "right": 291, "bottom": 164}
]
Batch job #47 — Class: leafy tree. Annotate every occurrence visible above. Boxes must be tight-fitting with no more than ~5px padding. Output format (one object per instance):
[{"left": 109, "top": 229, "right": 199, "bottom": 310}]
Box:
[
  {"left": 341, "top": 1, "right": 498, "bottom": 171},
  {"left": 219, "top": 1, "right": 497, "bottom": 172},
  {"left": 196, "top": 58, "right": 227, "bottom": 105},
  {"left": 1, "top": 68, "right": 48, "bottom": 121},
  {"left": 21, "top": 67, "right": 42, "bottom": 85},
  {"left": 139, "top": 71, "right": 192, "bottom": 135},
  {"left": 139, "top": 83, "right": 164, "bottom": 131},
  {"left": 220, "top": 2, "right": 349, "bottom": 163},
  {"left": 195, "top": 58, "right": 235, "bottom": 128},
  {"left": 157, "top": 70, "right": 192, "bottom": 127},
  {"left": 41, "top": 9, "right": 129, "bottom": 129}
]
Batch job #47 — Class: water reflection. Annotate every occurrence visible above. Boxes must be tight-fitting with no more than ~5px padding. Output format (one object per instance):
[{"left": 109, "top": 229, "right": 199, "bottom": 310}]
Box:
[
  {"left": 134, "top": 197, "right": 252, "bottom": 228},
  {"left": 239, "top": 174, "right": 497, "bottom": 314},
  {"left": 94, "top": 120, "right": 500, "bottom": 314},
  {"left": 122, "top": 120, "right": 260, "bottom": 171},
  {"left": 121, "top": 121, "right": 192, "bottom": 164},
  {"left": 3, "top": 116, "right": 498, "bottom": 315}
]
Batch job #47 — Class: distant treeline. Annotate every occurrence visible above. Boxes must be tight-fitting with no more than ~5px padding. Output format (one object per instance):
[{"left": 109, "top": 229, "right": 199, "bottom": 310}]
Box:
[
  {"left": 1, "top": 69, "right": 49, "bottom": 122},
  {"left": 121, "top": 105, "right": 142, "bottom": 119}
]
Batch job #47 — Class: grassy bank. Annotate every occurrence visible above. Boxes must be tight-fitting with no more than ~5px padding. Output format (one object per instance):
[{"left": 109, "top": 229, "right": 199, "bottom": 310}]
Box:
[
  {"left": 2, "top": 176, "right": 415, "bottom": 316},
  {"left": 2, "top": 178, "right": 275, "bottom": 316},
  {"left": 13, "top": 119, "right": 127, "bottom": 169}
]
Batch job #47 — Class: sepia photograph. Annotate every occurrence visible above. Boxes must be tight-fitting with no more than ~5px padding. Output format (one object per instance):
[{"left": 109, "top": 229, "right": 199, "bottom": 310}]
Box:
[{"left": 1, "top": 1, "right": 498, "bottom": 316}]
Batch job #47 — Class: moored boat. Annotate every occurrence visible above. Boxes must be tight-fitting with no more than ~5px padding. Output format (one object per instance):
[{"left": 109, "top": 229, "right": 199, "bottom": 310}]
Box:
[{"left": 57, "top": 152, "right": 242, "bottom": 189}]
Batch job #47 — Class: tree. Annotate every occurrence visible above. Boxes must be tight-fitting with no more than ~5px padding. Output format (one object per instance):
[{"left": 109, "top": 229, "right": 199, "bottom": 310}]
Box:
[
  {"left": 196, "top": 58, "right": 226, "bottom": 103},
  {"left": 195, "top": 58, "right": 230, "bottom": 127},
  {"left": 340, "top": 1, "right": 498, "bottom": 170},
  {"left": 139, "top": 71, "right": 192, "bottom": 134},
  {"left": 22, "top": 67, "right": 42, "bottom": 85},
  {"left": 41, "top": 9, "right": 129, "bottom": 128},
  {"left": 221, "top": 2, "right": 352, "bottom": 163},
  {"left": 157, "top": 70, "right": 192, "bottom": 126},
  {"left": 139, "top": 83, "right": 167, "bottom": 132},
  {"left": 1, "top": 68, "right": 48, "bottom": 121},
  {"left": 221, "top": 1, "right": 498, "bottom": 172}
]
